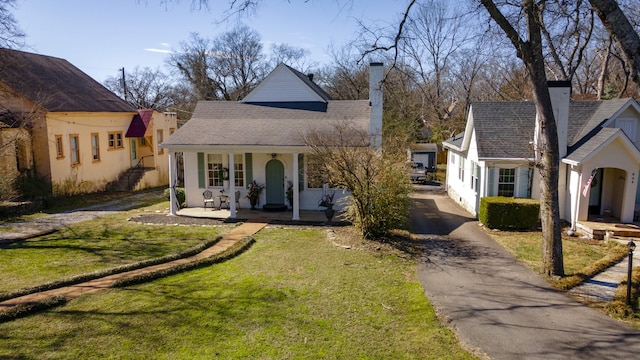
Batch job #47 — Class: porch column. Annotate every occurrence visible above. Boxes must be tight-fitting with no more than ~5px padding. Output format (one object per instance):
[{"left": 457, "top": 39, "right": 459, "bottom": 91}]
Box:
[
  {"left": 228, "top": 152, "right": 236, "bottom": 218},
  {"left": 293, "top": 152, "right": 300, "bottom": 220},
  {"left": 169, "top": 151, "right": 178, "bottom": 216}
]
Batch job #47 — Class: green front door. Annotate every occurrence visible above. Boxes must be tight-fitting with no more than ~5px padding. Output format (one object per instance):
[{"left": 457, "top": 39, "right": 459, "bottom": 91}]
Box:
[{"left": 265, "top": 159, "right": 285, "bottom": 204}]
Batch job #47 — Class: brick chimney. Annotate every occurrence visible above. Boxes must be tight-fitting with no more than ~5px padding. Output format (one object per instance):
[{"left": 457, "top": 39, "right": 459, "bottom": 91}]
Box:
[{"left": 369, "top": 62, "right": 383, "bottom": 150}]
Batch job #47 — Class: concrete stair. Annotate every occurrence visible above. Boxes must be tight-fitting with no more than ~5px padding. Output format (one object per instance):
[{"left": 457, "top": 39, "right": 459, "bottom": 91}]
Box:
[{"left": 112, "top": 167, "right": 153, "bottom": 192}]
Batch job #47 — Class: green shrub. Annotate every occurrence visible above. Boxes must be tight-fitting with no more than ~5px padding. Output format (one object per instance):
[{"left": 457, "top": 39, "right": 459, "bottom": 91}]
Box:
[
  {"left": 164, "top": 187, "right": 185, "bottom": 205},
  {"left": 479, "top": 196, "right": 539, "bottom": 230}
]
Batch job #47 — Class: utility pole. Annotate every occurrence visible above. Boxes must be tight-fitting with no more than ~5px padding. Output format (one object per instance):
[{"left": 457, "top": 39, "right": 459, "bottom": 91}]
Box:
[{"left": 120, "top": 67, "right": 128, "bottom": 103}]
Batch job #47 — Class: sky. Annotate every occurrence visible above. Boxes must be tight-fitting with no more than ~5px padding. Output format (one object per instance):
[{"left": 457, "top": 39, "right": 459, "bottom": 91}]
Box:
[{"left": 13, "top": 0, "right": 404, "bottom": 83}]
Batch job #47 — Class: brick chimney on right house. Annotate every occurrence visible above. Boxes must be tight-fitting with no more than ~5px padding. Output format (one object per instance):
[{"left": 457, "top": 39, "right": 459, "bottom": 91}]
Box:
[{"left": 369, "top": 62, "right": 384, "bottom": 150}]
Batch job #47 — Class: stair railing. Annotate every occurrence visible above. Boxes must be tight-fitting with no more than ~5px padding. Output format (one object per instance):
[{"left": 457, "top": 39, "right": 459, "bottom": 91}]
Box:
[{"left": 126, "top": 155, "right": 155, "bottom": 190}]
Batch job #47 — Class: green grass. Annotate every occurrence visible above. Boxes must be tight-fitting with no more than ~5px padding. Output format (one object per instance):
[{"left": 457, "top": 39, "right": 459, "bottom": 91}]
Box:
[
  {"left": 487, "top": 229, "right": 640, "bottom": 328},
  {"left": 0, "top": 201, "right": 231, "bottom": 294},
  {"left": 0, "top": 227, "right": 476, "bottom": 359},
  {"left": 487, "top": 230, "right": 627, "bottom": 287}
]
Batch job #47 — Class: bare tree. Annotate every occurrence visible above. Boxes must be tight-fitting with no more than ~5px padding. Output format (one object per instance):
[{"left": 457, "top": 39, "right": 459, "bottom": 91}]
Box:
[
  {"left": 589, "top": 0, "right": 640, "bottom": 87},
  {"left": 169, "top": 33, "right": 218, "bottom": 100},
  {"left": 267, "top": 43, "right": 314, "bottom": 73},
  {"left": 0, "top": 0, "right": 24, "bottom": 49},
  {"left": 538, "top": 0, "right": 595, "bottom": 83},
  {"left": 209, "top": 25, "right": 264, "bottom": 100},
  {"left": 104, "top": 67, "right": 180, "bottom": 110},
  {"left": 304, "top": 121, "right": 412, "bottom": 239},
  {"left": 168, "top": 25, "right": 311, "bottom": 101},
  {"left": 317, "top": 46, "right": 370, "bottom": 100}
]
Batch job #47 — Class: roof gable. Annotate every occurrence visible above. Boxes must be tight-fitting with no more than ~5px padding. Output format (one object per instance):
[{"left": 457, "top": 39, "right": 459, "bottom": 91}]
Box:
[
  {"left": 0, "top": 48, "right": 135, "bottom": 113},
  {"left": 564, "top": 127, "right": 640, "bottom": 165},
  {"left": 241, "top": 63, "right": 331, "bottom": 104},
  {"left": 568, "top": 98, "right": 637, "bottom": 146}
]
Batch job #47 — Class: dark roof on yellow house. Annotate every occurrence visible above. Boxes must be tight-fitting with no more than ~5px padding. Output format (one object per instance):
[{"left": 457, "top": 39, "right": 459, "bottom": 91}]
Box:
[{"left": 0, "top": 48, "right": 135, "bottom": 113}]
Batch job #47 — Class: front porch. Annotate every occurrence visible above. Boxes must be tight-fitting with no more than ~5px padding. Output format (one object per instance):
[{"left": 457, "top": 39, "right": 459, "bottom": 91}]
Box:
[
  {"left": 576, "top": 215, "right": 640, "bottom": 239},
  {"left": 176, "top": 206, "right": 346, "bottom": 225}
]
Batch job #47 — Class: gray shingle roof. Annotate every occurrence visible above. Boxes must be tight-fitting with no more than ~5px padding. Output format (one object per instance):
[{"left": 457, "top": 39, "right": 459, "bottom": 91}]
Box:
[
  {"left": 443, "top": 132, "right": 464, "bottom": 150},
  {"left": 0, "top": 48, "right": 135, "bottom": 113},
  {"left": 564, "top": 127, "right": 623, "bottom": 163},
  {"left": 471, "top": 101, "right": 536, "bottom": 159},
  {"left": 448, "top": 99, "right": 636, "bottom": 160},
  {"left": 568, "top": 98, "right": 631, "bottom": 146},
  {"left": 163, "top": 100, "right": 370, "bottom": 147}
]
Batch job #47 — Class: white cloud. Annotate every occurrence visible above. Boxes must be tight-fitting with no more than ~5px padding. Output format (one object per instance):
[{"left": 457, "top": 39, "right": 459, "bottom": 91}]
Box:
[{"left": 144, "top": 48, "right": 173, "bottom": 54}]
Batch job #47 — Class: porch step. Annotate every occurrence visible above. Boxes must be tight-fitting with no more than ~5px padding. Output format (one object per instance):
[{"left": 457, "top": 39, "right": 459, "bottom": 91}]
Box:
[{"left": 576, "top": 222, "right": 640, "bottom": 240}]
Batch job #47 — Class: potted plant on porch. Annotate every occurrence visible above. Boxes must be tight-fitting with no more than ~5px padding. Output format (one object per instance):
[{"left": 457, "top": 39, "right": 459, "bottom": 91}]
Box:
[
  {"left": 246, "top": 180, "right": 265, "bottom": 210},
  {"left": 318, "top": 192, "right": 336, "bottom": 224}
]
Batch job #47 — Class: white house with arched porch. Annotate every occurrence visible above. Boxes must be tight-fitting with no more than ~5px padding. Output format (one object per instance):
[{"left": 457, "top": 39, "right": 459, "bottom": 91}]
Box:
[
  {"left": 443, "top": 81, "right": 640, "bottom": 232},
  {"left": 161, "top": 62, "right": 384, "bottom": 220}
]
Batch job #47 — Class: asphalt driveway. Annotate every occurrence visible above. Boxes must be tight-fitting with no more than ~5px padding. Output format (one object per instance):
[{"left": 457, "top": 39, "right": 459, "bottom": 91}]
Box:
[{"left": 412, "top": 187, "right": 640, "bottom": 360}]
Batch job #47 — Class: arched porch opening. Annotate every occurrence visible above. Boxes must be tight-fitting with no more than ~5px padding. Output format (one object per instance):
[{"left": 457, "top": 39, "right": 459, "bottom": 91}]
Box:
[{"left": 582, "top": 167, "right": 631, "bottom": 222}]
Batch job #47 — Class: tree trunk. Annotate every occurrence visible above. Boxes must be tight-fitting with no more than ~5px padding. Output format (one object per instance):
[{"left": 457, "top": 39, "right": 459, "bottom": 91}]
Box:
[
  {"left": 481, "top": 0, "right": 564, "bottom": 276},
  {"left": 525, "top": 2, "right": 564, "bottom": 277}
]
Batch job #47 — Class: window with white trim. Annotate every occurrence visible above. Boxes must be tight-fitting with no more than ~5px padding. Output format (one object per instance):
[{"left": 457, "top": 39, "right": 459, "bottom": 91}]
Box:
[
  {"left": 471, "top": 161, "right": 479, "bottom": 191},
  {"left": 458, "top": 157, "right": 465, "bottom": 181},
  {"left": 233, "top": 154, "right": 244, "bottom": 187},
  {"left": 91, "top": 133, "right": 100, "bottom": 161},
  {"left": 498, "top": 168, "right": 516, "bottom": 197},
  {"left": 207, "top": 154, "right": 224, "bottom": 187}
]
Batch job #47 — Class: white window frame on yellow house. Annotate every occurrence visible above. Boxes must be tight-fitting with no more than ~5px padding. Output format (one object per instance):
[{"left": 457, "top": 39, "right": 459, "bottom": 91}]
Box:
[
  {"left": 91, "top": 133, "right": 100, "bottom": 162},
  {"left": 69, "top": 134, "right": 80, "bottom": 166}
]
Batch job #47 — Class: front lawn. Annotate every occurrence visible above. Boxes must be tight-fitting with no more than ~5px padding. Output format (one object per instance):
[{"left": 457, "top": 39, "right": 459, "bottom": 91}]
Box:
[
  {"left": 0, "top": 201, "right": 232, "bottom": 294},
  {"left": 0, "top": 227, "right": 476, "bottom": 359},
  {"left": 487, "top": 229, "right": 627, "bottom": 289},
  {"left": 487, "top": 229, "right": 640, "bottom": 328}
]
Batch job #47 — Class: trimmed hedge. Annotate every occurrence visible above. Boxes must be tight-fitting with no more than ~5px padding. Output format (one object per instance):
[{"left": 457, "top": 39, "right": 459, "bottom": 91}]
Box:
[
  {"left": 0, "top": 295, "right": 67, "bottom": 323},
  {"left": 479, "top": 196, "right": 539, "bottom": 230}
]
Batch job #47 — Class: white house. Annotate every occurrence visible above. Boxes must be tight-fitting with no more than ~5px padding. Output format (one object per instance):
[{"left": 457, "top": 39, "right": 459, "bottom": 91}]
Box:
[
  {"left": 161, "top": 62, "right": 384, "bottom": 220},
  {"left": 443, "top": 81, "right": 640, "bottom": 231}
]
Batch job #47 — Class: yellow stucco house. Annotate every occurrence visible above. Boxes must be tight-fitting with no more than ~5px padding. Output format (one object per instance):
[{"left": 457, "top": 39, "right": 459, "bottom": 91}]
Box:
[{"left": 0, "top": 48, "right": 176, "bottom": 198}]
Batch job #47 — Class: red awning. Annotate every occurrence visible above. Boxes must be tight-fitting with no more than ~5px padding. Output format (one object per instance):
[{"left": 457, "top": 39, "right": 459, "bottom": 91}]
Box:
[{"left": 125, "top": 109, "right": 153, "bottom": 137}]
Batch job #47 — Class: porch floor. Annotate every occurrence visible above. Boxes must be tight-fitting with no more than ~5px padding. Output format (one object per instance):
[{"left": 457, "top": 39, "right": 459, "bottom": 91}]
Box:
[
  {"left": 176, "top": 206, "right": 345, "bottom": 225},
  {"left": 577, "top": 215, "right": 640, "bottom": 239}
]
